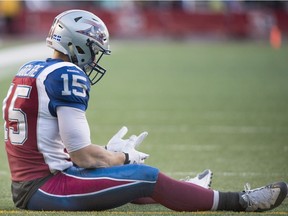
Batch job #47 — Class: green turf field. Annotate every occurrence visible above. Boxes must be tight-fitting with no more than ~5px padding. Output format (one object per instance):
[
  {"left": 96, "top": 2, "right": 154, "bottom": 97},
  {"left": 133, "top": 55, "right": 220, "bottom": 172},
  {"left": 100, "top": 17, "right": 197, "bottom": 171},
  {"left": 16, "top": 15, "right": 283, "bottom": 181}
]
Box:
[{"left": 0, "top": 39, "right": 287, "bottom": 215}]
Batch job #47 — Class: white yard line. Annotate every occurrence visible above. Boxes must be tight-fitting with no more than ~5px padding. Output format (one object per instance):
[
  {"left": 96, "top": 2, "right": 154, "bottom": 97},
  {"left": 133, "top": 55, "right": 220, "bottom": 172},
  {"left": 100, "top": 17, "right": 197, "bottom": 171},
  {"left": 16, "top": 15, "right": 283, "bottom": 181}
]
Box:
[
  {"left": 166, "top": 171, "right": 288, "bottom": 178},
  {"left": 0, "top": 42, "right": 52, "bottom": 79}
]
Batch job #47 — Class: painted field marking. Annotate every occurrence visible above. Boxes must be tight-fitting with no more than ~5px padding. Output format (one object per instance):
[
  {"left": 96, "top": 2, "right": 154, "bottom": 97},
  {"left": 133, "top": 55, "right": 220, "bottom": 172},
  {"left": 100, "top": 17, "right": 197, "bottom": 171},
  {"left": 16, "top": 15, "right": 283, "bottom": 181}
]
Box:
[{"left": 0, "top": 42, "right": 52, "bottom": 79}]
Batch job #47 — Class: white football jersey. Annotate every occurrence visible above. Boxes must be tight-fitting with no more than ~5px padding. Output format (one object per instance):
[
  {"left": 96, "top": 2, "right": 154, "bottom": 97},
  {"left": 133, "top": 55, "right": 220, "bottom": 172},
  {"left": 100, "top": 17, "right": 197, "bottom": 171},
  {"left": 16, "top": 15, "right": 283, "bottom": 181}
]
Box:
[{"left": 2, "top": 58, "right": 91, "bottom": 182}]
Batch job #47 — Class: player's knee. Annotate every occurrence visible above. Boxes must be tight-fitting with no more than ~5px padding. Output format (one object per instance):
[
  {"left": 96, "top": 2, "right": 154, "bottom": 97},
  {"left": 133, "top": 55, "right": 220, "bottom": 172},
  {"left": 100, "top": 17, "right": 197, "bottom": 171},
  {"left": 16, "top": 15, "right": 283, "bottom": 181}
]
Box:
[{"left": 123, "top": 164, "right": 159, "bottom": 182}]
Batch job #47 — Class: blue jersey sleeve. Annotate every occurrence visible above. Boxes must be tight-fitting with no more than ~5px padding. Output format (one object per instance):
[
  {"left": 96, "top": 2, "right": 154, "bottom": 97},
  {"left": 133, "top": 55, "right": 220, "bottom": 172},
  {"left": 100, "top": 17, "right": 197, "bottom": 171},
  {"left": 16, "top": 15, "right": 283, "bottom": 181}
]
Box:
[{"left": 44, "top": 66, "right": 90, "bottom": 117}]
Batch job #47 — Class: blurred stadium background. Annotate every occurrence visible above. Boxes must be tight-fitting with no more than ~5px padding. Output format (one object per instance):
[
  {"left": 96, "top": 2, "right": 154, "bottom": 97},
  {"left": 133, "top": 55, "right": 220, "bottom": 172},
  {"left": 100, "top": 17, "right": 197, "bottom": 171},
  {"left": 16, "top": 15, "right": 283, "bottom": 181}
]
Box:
[
  {"left": 0, "top": 1, "right": 288, "bottom": 215},
  {"left": 0, "top": 0, "right": 287, "bottom": 42}
]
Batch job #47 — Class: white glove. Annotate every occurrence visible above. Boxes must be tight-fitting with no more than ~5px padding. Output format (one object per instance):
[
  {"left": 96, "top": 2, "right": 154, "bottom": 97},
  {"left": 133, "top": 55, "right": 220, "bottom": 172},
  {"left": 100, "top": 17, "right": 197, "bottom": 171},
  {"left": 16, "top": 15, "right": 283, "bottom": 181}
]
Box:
[
  {"left": 106, "top": 126, "right": 129, "bottom": 152},
  {"left": 106, "top": 126, "right": 149, "bottom": 164},
  {"left": 122, "top": 136, "right": 149, "bottom": 164},
  {"left": 106, "top": 126, "right": 148, "bottom": 152}
]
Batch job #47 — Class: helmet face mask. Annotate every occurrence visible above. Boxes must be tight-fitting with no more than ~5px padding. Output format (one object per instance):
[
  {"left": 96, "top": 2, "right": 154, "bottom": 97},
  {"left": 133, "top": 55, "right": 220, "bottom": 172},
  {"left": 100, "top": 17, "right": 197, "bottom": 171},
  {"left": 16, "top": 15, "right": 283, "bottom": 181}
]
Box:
[
  {"left": 46, "top": 9, "right": 111, "bottom": 85},
  {"left": 84, "top": 39, "right": 108, "bottom": 85}
]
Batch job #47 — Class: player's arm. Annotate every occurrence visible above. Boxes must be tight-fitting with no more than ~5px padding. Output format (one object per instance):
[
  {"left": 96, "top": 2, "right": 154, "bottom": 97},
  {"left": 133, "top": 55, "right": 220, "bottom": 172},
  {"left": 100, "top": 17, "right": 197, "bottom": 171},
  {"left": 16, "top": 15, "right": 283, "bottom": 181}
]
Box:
[
  {"left": 57, "top": 106, "right": 126, "bottom": 168},
  {"left": 69, "top": 144, "right": 126, "bottom": 168}
]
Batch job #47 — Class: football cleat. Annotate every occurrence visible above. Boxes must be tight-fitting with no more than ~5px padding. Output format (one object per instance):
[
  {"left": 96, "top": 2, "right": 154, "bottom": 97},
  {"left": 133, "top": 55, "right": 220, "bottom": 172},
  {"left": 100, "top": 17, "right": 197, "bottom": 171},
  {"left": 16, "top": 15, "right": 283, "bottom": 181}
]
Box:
[
  {"left": 239, "top": 182, "right": 288, "bottom": 212},
  {"left": 181, "top": 169, "right": 213, "bottom": 189}
]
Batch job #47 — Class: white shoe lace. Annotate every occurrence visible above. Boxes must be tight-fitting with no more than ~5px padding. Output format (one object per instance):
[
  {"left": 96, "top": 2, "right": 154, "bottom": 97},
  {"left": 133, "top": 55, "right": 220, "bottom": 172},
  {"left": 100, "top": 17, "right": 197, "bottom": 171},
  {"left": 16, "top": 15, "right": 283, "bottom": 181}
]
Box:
[{"left": 241, "top": 183, "right": 280, "bottom": 212}]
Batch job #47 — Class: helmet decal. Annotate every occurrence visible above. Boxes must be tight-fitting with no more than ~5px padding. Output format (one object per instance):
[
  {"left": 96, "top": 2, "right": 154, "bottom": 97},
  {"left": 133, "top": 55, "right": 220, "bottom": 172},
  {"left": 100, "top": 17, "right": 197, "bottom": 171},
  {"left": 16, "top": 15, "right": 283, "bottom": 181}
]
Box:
[
  {"left": 76, "top": 19, "right": 107, "bottom": 46},
  {"left": 52, "top": 34, "right": 61, "bottom": 42}
]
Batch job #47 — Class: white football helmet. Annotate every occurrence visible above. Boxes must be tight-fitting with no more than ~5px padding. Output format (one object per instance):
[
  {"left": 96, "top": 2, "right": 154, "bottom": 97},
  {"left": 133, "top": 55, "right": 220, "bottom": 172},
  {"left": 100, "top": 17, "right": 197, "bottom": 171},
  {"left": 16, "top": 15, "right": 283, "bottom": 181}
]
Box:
[{"left": 46, "top": 9, "right": 111, "bottom": 85}]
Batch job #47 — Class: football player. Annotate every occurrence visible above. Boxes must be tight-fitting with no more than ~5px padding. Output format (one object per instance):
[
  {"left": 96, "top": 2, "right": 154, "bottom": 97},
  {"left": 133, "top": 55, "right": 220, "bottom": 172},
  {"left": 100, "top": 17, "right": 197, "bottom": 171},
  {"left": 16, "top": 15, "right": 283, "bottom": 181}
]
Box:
[{"left": 2, "top": 9, "right": 287, "bottom": 211}]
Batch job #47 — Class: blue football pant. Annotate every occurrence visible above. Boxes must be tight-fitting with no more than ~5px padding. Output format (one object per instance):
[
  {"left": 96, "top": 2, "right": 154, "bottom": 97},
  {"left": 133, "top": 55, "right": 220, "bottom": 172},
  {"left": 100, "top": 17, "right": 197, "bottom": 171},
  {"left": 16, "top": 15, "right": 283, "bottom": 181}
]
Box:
[{"left": 27, "top": 164, "right": 159, "bottom": 211}]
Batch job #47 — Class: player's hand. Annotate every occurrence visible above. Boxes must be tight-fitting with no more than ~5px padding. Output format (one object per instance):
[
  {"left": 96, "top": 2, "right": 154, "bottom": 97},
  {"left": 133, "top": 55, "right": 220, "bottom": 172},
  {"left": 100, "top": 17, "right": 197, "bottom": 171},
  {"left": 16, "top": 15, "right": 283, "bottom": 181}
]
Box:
[
  {"left": 106, "top": 126, "right": 129, "bottom": 152},
  {"left": 106, "top": 126, "right": 149, "bottom": 164},
  {"left": 106, "top": 126, "right": 148, "bottom": 152},
  {"left": 123, "top": 137, "right": 149, "bottom": 164}
]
